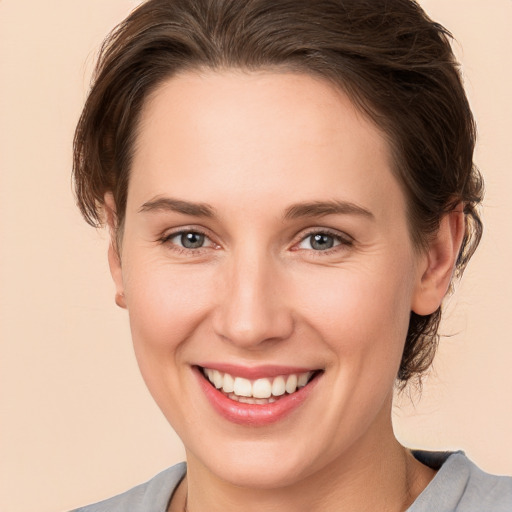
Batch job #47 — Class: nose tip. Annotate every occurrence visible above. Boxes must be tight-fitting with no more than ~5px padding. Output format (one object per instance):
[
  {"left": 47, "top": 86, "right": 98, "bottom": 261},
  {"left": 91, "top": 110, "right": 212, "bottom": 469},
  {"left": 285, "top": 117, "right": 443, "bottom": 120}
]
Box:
[
  {"left": 212, "top": 260, "right": 294, "bottom": 349},
  {"left": 214, "top": 306, "right": 293, "bottom": 348}
]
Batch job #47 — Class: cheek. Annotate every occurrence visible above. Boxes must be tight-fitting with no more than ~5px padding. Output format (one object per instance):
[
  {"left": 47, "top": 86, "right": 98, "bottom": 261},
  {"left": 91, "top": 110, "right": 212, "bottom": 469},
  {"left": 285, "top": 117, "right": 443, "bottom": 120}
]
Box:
[
  {"left": 292, "top": 262, "right": 414, "bottom": 430},
  {"left": 292, "top": 261, "right": 413, "bottom": 364},
  {"left": 123, "top": 259, "right": 215, "bottom": 357},
  {"left": 122, "top": 261, "right": 218, "bottom": 422}
]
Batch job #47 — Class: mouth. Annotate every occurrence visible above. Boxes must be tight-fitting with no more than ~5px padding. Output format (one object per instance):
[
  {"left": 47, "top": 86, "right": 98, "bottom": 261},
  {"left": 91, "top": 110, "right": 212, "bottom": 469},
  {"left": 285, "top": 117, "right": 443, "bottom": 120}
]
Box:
[
  {"left": 200, "top": 366, "right": 320, "bottom": 404},
  {"left": 194, "top": 364, "right": 323, "bottom": 425}
]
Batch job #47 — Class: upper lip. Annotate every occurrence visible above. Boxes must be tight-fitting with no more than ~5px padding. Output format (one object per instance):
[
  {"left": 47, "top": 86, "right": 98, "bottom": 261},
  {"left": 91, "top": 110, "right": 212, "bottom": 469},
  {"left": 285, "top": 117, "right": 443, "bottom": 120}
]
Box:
[{"left": 196, "top": 363, "right": 321, "bottom": 380}]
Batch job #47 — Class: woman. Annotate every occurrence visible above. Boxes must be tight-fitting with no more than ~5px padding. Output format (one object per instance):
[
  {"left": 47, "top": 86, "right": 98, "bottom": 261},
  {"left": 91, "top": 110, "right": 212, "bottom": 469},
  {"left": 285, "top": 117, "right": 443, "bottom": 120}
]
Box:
[{"left": 71, "top": 0, "right": 511, "bottom": 510}]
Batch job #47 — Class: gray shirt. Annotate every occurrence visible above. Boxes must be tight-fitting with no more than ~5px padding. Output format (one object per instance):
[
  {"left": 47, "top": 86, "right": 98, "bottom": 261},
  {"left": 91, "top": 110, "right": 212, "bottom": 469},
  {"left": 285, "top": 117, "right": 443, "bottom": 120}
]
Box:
[{"left": 72, "top": 451, "right": 512, "bottom": 511}]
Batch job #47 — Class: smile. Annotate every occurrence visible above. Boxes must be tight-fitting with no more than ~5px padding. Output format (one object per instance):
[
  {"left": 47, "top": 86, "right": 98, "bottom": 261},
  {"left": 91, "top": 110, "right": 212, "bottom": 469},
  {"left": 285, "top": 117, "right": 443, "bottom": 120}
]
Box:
[
  {"left": 195, "top": 365, "right": 322, "bottom": 425},
  {"left": 202, "top": 367, "right": 316, "bottom": 404}
]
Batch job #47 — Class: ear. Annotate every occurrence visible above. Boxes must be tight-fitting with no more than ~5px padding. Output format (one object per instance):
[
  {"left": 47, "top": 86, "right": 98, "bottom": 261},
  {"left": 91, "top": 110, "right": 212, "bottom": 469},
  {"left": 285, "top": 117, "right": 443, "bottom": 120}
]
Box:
[
  {"left": 412, "top": 208, "right": 465, "bottom": 316},
  {"left": 104, "top": 193, "right": 127, "bottom": 309}
]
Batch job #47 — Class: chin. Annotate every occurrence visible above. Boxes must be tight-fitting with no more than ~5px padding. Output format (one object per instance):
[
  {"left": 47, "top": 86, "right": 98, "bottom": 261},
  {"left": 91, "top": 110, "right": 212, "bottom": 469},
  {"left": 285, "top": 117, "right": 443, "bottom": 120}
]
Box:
[
  {"left": 189, "top": 434, "right": 325, "bottom": 490},
  {"left": 214, "top": 459, "right": 311, "bottom": 490}
]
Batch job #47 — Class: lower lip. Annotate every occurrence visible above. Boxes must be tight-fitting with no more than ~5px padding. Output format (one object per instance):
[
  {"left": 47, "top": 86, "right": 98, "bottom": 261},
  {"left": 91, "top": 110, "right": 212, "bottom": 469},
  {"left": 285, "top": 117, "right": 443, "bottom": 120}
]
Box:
[{"left": 194, "top": 367, "right": 320, "bottom": 426}]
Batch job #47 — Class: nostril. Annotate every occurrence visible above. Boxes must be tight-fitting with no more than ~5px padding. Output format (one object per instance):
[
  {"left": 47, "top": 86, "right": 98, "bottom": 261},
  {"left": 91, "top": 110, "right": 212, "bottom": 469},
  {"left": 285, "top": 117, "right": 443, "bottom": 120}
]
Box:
[{"left": 212, "top": 311, "right": 295, "bottom": 349}]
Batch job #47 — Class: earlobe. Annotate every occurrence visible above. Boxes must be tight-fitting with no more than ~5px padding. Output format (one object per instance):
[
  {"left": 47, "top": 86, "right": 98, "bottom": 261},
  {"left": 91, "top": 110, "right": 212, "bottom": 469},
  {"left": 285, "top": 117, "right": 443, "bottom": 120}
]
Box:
[
  {"left": 105, "top": 193, "right": 127, "bottom": 309},
  {"left": 412, "top": 209, "right": 465, "bottom": 316},
  {"left": 108, "top": 243, "right": 127, "bottom": 309}
]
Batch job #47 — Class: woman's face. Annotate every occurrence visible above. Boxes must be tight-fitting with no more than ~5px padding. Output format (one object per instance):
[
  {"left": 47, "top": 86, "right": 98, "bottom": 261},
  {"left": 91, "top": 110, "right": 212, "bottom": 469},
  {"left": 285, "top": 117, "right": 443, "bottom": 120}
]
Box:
[{"left": 112, "top": 70, "right": 430, "bottom": 487}]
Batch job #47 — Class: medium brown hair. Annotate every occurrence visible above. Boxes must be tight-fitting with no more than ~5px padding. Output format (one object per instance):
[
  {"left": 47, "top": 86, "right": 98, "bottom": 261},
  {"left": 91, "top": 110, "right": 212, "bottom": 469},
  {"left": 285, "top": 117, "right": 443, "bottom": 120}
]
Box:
[{"left": 73, "top": 0, "right": 484, "bottom": 385}]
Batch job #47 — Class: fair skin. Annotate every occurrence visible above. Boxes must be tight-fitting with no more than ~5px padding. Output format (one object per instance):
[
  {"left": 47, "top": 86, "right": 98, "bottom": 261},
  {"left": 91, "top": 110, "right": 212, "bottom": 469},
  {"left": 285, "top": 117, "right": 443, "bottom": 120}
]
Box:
[{"left": 106, "top": 70, "right": 464, "bottom": 512}]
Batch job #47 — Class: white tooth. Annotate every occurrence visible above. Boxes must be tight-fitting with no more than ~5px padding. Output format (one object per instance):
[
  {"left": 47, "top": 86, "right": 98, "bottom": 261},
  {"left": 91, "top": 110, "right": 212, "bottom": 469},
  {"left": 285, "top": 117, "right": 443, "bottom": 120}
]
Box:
[
  {"left": 271, "top": 376, "right": 286, "bottom": 396},
  {"left": 212, "top": 370, "right": 223, "bottom": 389},
  {"left": 297, "top": 371, "right": 311, "bottom": 388},
  {"left": 269, "top": 397, "right": 276, "bottom": 403},
  {"left": 252, "top": 378, "right": 272, "bottom": 399},
  {"left": 234, "top": 377, "right": 252, "bottom": 397},
  {"left": 285, "top": 374, "right": 298, "bottom": 394},
  {"left": 205, "top": 368, "right": 214, "bottom": 382},
  {"left": 222, "top": 373, "right": 235, "bottom": 393}
]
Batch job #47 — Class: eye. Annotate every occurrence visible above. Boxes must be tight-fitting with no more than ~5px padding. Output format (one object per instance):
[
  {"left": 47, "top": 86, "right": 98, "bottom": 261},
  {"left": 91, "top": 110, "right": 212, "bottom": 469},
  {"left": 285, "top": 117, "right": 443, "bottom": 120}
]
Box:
[
  {"left": 162, "top": 230, "right": 216, "bottom": 251},
  {"left": 176, "top": 231, "right": 206, "bottom": 249},
  {"left": 295, "top": 230, "right": 352, "bottom": 252}
]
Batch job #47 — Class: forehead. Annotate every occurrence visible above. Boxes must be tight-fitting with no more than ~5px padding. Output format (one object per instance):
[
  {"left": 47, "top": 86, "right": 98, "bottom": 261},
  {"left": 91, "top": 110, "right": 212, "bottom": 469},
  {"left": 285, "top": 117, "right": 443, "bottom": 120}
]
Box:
[{"left": 129, "top": 69, "right": 404, "bottom": 221}]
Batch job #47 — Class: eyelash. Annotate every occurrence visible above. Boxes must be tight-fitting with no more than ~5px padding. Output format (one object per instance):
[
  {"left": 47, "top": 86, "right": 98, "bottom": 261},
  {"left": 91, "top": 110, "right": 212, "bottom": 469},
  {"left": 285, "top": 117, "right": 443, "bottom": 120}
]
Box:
[
  {"left": 158, "top": 227, "right": 353, "bottom": 256},
  {"left": 293, "top": 228, "right": 354, "bottom": 255},
  {"left": 158, "top": 227, "right": 216, "bottom": 256}
]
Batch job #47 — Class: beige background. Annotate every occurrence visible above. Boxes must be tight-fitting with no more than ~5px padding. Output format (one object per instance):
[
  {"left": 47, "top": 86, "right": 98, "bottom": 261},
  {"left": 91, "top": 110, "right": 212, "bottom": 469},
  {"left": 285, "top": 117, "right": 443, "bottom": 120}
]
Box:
[{"left": 0, "top": 1, "right": 511, "bottom": 511}]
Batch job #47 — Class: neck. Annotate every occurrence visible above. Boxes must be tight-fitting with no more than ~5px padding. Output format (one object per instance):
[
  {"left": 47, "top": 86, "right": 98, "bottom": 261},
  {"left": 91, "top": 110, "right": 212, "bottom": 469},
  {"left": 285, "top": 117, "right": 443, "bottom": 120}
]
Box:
[{"left": 177, "top": 405, "right": 435, "bottom": 512}]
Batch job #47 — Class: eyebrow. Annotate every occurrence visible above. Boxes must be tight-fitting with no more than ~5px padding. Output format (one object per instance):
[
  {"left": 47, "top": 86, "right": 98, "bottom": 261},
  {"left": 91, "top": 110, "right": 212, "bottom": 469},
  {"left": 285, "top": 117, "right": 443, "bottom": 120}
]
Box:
[
  {"left": 138, "top": 197, "right": 216, "bottom": 217},
  {"left": 283, "top": 200, "right": 374, "bottom": 220},
  {"left": 138, "top": 197, "right": 373, "bottom": 221}
]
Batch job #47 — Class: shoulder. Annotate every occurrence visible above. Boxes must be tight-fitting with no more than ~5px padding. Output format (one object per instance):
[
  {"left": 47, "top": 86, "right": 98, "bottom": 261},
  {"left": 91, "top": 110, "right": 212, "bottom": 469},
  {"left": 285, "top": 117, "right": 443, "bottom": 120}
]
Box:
[
  {"left": 410, "top": 451, "right": 512, "bottom": 512},
  {"left": 70, "top": 462, "right": 186, "bottom": 512}
]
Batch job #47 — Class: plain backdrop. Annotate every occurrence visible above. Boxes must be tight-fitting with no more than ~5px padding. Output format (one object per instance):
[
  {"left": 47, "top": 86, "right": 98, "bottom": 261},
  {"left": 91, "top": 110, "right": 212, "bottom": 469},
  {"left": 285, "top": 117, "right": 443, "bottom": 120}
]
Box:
[{"left": 1, "top": 1, "right": 511, "bottom": 511}]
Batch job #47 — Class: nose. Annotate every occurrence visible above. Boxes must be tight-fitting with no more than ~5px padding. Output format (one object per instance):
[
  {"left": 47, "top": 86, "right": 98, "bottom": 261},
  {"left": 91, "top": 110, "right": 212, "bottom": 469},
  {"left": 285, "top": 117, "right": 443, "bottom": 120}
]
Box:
[{"left": 212, "top": 249, "right": 294, "bottom": 349}]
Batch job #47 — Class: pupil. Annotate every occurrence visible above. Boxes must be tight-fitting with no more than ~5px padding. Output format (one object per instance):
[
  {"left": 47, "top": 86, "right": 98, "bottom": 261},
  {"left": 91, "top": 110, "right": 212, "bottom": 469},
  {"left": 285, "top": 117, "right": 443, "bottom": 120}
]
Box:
[
  {"left": 311, "top": 233, "right": 334, "bottom": 250},
  {"left": 181, "top": 232, "right": 205, "bottom": 249}
]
